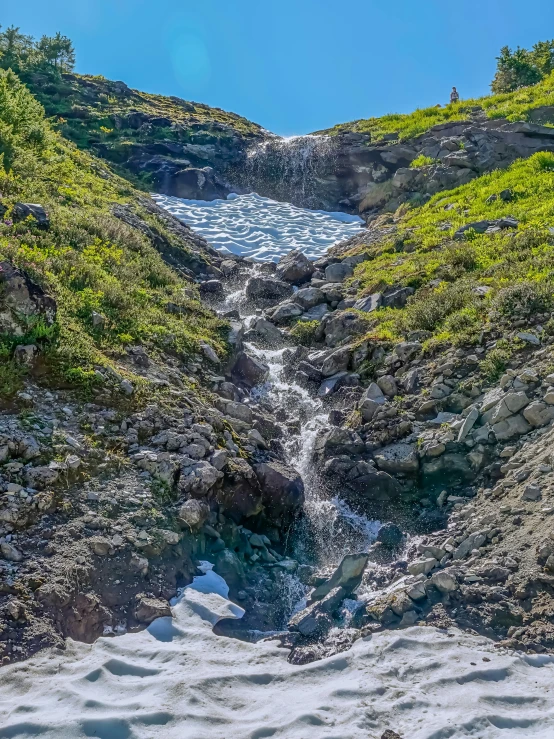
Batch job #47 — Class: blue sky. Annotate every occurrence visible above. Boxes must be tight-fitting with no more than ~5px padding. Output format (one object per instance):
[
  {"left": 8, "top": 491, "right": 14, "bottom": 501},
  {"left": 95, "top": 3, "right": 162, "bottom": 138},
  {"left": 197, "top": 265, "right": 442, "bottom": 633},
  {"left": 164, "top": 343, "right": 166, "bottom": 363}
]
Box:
[{"left": 2, "top": 0, "right": 554, "bottom": 135}]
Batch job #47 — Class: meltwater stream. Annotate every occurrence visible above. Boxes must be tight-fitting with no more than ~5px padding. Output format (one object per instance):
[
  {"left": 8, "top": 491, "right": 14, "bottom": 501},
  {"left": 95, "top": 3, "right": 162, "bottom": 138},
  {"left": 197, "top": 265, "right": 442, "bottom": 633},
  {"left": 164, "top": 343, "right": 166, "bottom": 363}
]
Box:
[{"left": 4, "top": 195, "right": 554, "bottom": 738}]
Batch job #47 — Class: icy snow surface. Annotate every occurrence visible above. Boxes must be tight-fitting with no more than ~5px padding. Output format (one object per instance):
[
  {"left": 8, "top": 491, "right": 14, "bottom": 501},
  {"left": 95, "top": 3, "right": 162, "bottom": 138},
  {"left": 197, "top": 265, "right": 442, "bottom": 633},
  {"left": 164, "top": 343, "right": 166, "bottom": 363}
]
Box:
[
  {"left": 153, "top": 192, "right": 363, "bottom": 261},
  {"left": 2, "top": 566, "right": 554, "bottom": 738}
]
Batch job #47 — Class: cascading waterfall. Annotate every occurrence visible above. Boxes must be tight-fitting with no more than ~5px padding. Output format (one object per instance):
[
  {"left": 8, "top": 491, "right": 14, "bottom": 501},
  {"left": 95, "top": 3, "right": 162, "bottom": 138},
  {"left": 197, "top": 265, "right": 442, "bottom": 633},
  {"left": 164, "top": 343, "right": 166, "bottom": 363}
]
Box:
[
  {"left": 226, "top": 269, "right": 381, "bottom": 570},
  {"left": 245, "top": 134, "right": 337, "bottom": 209}
]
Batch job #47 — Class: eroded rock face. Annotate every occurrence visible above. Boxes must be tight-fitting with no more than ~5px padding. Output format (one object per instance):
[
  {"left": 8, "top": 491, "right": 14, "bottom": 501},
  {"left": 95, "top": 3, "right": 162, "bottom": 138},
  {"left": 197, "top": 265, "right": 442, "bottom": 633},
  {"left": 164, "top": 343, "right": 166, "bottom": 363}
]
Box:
[{"left": 0, "top": 262, "right": 57, "bottom": 336}]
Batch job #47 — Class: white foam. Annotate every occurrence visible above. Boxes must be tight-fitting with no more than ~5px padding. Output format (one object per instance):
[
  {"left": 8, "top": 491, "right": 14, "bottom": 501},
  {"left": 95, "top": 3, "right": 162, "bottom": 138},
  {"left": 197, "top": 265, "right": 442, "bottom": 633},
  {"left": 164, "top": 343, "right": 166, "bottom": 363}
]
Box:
[
  {"left": 153, "top": 192, "right": 363, "bottom": 261},
  {"left": 2, "top": 572, "right": 554, "bottom": 738}
]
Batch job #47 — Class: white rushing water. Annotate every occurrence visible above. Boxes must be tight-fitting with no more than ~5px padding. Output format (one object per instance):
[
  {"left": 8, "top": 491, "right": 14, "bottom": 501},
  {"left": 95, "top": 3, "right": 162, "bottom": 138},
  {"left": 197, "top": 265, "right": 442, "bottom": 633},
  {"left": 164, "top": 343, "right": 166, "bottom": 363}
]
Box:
[
  {"left": 2, "top": 566, "right": 554, "bottom": 739},
  {"left": 153, "top": 192, "right": 363, "bottom": 261}
]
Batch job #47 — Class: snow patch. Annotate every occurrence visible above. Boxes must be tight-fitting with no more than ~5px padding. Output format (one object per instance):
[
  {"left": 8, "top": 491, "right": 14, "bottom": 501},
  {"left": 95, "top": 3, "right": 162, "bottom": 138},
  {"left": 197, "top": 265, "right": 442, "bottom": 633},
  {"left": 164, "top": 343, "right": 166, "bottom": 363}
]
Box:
[
  {"left": 2, "top": 569, "right": 554, "bottom": 738},
  {"left": 154, "top": 191, "right": 363, "bottom": 261}
]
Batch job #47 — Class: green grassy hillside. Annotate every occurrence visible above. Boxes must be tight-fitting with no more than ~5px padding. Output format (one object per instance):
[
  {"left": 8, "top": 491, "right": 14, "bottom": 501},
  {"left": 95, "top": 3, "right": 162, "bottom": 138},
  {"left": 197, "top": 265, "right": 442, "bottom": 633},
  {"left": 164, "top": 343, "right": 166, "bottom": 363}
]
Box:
[
  {"left": 345, "top": 149, "right": 554, "bottom": 374},
  {"left": 318, "top": 71, "right": 554, "bottom": 141},
  {"left": 0, "top": 68, "right": 227, "bottom": 398}
]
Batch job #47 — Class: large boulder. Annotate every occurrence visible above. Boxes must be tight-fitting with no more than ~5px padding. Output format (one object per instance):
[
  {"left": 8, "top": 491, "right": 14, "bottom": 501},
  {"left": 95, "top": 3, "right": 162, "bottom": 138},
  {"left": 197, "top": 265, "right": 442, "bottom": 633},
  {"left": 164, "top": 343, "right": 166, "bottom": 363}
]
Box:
[
  {"left": 231, "top": 351, "right": 269, "bottom": 388},
  {"left": 0, "top": 262, "right": 57, "bottom": 336},
  {"left": 245, "top": 276, "right": 293, "bottom": 304},
  {"left": 373, "top": 442, "right": 419, "bottom": 474},
  {"left": 294, "top": 287, "right": 325, "bottom": 310},
  {"left": 275, "top": 249, "right": 314, "bottom": 283},
  {"left": 314, "top": 427, "right": 365, "bottom": 461},
  {"left": 325, "top": 262, "right": 353, "bottom": 282},
  {"left": 321, "top": 310, "right": 370, "bottom": 347},
  {"left": 12, "top": 203, "right": 50, "bottom": 229},
  {"left": 254, "top": 460, "right": 305, "bottom": 521},
  {"left": 217, "top": 458, "right": 264, "bottom": 520},
  {"left": 309, "top": 552, "right": 369, "bottom": 603}
]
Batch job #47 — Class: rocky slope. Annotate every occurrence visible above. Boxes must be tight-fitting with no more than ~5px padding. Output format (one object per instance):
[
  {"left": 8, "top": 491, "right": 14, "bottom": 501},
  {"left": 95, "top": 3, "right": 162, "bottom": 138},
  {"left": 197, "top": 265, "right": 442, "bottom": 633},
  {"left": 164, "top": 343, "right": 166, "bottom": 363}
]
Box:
[{"left": 25, "top": 71, "right": 267, "bottom": 201}]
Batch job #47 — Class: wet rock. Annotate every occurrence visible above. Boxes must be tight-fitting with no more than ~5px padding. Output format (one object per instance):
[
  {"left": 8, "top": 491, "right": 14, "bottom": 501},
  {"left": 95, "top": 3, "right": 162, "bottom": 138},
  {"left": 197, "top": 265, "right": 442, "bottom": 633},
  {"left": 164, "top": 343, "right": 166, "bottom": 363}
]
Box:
[
  {"left": 245, "top": 276, "right": 293, "bottom": 304},
  {"left": 374, "top": 442, "right": 419, "bottom": 474},
  {"left": 422, "top": 453, "right": 473, "bottom": 482},
  {"left": 289, "top": 586, "right": 347, "bottom": 636},
  {"left": 315, "top": 427, "right": 365, "bottom": 460},
  {"left": 300, "top": 304, "right": 329, "bottom": 321},
  {"left": 270, "top": 301, "right": 304, "bottom": 324},
  {"left": 318, "top": 371, "right": 359, "bottom": 396},
  {"left": 321, "top": 347, "right": 352, "bottom": 377},
  {"left": 275, "top": 249, "right": 314, "bottom": 283},
  {"left": 199, "top": 279, "right": 224, "bottom": 297},
  {"left": 376, "top": 522, "right": 404, "bottom": 548},
  {"left": 247, "top": 317, "right": 284, "bottom": 345},
  {"left": 309, "top": 552, "right": 369, "bottom": 603},
  {"left": 214, "top": 549, "right": 245, "bottom": 595},
  {"left": 295, "top": 287, "right": 326, "bottom": 310},
  {"left": 254, "top": 460, "right": 305, "bottom": 520},
  {"left": 231, "top": 351, "right": 269, "bottom": 388},
  {"left": 134, "top": 596, "right": 171, "bottom": 624}
]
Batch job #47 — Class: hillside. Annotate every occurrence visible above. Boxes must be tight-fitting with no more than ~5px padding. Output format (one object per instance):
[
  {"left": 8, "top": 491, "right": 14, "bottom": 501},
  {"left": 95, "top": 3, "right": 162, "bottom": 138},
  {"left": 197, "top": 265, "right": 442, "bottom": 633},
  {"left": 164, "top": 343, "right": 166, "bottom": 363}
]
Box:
[
  {"left": 317, "top": 70, "right": 554, "bottom": 141},
  {"left": 20, "top": 71, "right": 266, "bottom": 200},
  {"left": 0, "top": 67, "right": 228, "bottom": 400}
]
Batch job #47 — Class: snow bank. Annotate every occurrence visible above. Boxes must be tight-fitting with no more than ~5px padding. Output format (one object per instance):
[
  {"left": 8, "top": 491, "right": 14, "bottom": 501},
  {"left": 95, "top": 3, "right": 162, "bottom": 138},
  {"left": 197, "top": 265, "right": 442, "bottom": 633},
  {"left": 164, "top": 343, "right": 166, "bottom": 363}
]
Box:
[
  {"left": 154, "top": 192, "right": 363, "bottom": 261},
  {"left": 2, "top": 565, "right": 554, "bottom": 738}
]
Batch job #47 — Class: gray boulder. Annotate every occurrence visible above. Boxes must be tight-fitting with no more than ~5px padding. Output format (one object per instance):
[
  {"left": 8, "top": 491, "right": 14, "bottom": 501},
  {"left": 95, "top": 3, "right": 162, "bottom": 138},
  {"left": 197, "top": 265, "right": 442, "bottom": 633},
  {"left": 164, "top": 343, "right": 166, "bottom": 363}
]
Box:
[
  {"left": 309, "top": 552, "right": 369, "bottom": 603},
  {"left": 12, "top": 203, "right": 50, "bottom": 229},
  {"left": 254, "top": 460, "right": 305, "bottom": 520},
  {"left": 321, "top": 346, "right": 352, "bottom": 377},
  {"left": 325, "top": 262, "right": 354, "bottom": 282},
  {"left": 231, "top": 351, "right": 269, "bottom": 388},
  {"left": 374, "top": 442, "right": 419, "bottom": 474},
  {"left": 245, "top": 276, "right": 293, "bottom": 304},
  {"left": 276, "top": 249, "right": 314, "bottom": 283},
  {"left": 294, "top": 287, "right": 325, "bottom": 310}
]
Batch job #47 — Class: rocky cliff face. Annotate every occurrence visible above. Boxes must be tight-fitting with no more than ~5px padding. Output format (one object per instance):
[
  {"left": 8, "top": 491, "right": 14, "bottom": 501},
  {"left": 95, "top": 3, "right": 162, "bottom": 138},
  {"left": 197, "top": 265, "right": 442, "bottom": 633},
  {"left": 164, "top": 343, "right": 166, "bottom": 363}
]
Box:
[{"left": 243, "top": 110, "right": 554, "bottom": 217}]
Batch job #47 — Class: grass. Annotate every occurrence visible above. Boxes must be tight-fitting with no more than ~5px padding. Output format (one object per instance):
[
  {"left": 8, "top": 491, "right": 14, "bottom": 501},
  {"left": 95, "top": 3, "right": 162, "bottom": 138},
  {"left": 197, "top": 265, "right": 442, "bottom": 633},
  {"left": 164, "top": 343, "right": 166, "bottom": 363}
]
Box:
[
  {"left": 20, "top": 72, "right": 264, "bottom": 189},
  {"left": 345, "top": 149, "right": 554, "bottom": 350},
  {"left": 0, "top": 69, "right": 228, "bottom": 401},
  {"left": 317, "top": 71, "right": 554, "bottom": 141}
]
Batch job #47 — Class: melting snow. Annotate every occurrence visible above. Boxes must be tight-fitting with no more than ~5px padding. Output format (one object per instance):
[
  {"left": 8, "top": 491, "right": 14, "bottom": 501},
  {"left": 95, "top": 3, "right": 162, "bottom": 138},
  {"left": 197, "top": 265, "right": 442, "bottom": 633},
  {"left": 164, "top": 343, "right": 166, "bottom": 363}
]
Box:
[
  {"left": 2, "top": 568, "right": 554, "bottom": 738},
  {"left": 153, "top": 192, "right": 363, "bottom": 261}
]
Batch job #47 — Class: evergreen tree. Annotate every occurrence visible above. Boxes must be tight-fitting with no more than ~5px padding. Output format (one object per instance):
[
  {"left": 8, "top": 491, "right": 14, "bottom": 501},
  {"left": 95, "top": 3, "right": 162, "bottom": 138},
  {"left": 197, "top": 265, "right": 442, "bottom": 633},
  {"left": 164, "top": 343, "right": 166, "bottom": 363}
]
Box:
[{"left": 491, "top": 40, "right": 554, "bottom": 94}]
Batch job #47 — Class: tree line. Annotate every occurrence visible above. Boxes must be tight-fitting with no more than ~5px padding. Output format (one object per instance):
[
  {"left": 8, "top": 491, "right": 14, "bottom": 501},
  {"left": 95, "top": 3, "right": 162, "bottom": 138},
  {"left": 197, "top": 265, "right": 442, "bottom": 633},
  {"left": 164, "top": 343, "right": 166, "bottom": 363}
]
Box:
[
  {"left": 491, "top": 39, "right": 554, "bottom": 94},
  {"left": 0, "top": 24, "right": 75, "bottom": 78}
]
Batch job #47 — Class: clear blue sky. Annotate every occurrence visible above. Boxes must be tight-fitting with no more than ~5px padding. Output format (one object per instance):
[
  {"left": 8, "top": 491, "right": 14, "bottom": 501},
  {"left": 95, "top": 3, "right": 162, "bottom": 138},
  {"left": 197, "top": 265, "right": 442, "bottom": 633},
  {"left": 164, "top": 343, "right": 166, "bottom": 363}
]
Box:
[{"left": 2, "top": 1, "right": 554, "bottom": 135}]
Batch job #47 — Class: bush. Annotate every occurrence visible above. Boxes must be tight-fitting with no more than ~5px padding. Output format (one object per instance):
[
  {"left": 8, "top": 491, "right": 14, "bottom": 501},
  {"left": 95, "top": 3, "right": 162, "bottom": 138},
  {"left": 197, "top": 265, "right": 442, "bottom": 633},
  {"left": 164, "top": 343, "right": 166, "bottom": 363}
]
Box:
[
  {"left": 289, "top": 320, "right": 320, "bottom": 347},
  {"left": 531, "top": 151, "right": 554, "bottom": 172},
  {"left": 493, "top": 281, "right": 554, "bottom": 318},
  {"left": 410, "top": 154, "right": 438, "bottom": 169},
  {"left": 480, "top": 344, "right": 513, "bottom": 382},
  {"left": 400, "top": 282, "right": 475, "bottom": 333}
]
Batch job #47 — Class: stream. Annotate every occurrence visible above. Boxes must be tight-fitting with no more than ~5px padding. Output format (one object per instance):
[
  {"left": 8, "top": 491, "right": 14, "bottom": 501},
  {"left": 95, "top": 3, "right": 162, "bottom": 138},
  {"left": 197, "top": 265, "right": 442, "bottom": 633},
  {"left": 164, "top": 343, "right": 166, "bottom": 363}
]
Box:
[{"left": 3, "top": 191, "right": 554, "bottom": 738}]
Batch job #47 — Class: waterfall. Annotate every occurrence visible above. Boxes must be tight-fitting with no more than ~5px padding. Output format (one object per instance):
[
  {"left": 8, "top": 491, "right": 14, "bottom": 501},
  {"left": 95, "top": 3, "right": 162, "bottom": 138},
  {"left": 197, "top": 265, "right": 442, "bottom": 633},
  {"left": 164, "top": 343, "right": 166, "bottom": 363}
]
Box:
[
  {"left": 245, "top": 134, "right": 337, "bottom": 209},
  {"left": 229, "top": 269, "right": 380, "bottom": 569}
]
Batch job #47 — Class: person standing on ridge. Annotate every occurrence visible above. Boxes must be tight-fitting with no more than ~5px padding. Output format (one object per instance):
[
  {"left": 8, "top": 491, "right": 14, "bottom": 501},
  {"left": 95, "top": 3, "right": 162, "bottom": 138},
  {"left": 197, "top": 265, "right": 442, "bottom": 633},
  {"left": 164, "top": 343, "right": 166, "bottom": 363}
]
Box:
[{"left": 450, "top": 86, "right": 460, "bottom": 104}]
